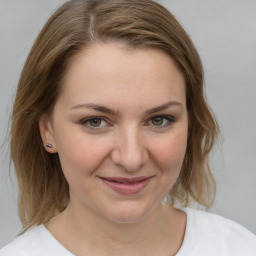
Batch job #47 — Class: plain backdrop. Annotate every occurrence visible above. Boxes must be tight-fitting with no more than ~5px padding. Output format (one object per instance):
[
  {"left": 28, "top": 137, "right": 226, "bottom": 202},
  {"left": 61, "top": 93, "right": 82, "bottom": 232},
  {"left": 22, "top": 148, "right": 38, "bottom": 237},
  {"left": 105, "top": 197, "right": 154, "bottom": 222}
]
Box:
[{"left": 0, "top": 0, "right": 255, "bottom": 247}]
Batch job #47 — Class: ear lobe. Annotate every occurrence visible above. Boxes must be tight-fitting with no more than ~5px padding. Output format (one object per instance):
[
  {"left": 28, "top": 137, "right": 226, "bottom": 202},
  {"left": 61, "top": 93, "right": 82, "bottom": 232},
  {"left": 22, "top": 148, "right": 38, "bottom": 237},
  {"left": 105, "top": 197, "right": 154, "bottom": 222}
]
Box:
[{"left": 38, "top": 114, "right": 57, "bottom": 153}]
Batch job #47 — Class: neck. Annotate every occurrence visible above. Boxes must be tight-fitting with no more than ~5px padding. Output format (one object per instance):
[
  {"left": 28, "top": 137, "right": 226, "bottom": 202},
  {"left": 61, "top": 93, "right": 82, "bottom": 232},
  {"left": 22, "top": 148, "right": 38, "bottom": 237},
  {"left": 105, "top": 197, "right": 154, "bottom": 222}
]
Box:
[{"left": 46, "top": 200, "right": 186, "bottom": 256}]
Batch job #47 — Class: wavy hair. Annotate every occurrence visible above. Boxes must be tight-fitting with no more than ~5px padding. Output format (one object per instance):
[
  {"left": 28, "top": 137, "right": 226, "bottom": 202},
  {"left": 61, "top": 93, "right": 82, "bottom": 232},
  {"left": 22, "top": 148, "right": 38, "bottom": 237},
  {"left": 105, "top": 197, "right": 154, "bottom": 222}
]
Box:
[{"left": 10, "top": 0, "right": 219, "bottom": 231}]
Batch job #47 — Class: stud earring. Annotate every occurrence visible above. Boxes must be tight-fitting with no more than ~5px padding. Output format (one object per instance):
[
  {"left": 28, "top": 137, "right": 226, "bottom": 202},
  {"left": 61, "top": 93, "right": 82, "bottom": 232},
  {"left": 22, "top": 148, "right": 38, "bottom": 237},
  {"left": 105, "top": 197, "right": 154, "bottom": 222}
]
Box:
[{"left": 46, "top": 143, "right": 53, "bottom": 148}]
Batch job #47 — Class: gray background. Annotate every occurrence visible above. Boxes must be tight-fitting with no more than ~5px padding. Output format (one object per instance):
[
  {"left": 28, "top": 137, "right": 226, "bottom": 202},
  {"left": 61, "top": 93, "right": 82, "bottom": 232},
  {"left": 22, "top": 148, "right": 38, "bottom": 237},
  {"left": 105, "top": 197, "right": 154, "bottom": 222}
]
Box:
[{"left": 0, "top": 0, "right": 255, "bottom": 247}]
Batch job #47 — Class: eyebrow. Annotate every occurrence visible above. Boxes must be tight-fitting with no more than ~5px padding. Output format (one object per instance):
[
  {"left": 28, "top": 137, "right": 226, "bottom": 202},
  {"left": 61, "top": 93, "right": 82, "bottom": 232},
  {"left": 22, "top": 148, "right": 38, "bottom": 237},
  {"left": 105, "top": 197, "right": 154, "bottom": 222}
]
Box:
[
  {"left": 70, "top": 103, "right": 117, "bottom": 115},
  {"left": 146, "top": 101, "right": 182, "bottom": 115},
  {"left": 70, "top": 101, "right": 182, "bottom": 115}
]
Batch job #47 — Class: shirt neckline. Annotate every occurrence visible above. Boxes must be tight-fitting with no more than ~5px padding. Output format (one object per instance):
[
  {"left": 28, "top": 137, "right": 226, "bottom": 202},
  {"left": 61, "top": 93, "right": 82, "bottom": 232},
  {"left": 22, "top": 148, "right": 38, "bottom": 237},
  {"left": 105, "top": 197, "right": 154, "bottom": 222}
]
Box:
[
  {"left": 40, "top": 208, "right": 194, "bottom": 256},
  {"left": 40, "top": 224, "right": 75, "bottom": 255}
]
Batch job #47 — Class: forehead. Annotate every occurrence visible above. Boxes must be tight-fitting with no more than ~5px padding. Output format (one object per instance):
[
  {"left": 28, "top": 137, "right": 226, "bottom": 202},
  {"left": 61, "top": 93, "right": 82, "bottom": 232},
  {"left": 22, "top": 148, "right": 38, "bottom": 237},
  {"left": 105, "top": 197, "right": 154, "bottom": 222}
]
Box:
[{"left": 58, "top": 43, "right": 186, "bottom": 109}]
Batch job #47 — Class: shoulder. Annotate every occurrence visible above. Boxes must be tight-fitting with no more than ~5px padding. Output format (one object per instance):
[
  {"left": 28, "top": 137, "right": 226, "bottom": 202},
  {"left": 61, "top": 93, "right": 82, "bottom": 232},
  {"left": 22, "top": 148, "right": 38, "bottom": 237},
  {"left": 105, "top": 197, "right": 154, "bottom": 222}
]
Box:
[
  {"left": 0, "top": 226, "right": 42, "bottom": 256},
  {"left": 179, "top": 208, "right": 256, "bottom": 256},
  {"left": 0, "top": 225, "right": 73, "bottom": 256}
]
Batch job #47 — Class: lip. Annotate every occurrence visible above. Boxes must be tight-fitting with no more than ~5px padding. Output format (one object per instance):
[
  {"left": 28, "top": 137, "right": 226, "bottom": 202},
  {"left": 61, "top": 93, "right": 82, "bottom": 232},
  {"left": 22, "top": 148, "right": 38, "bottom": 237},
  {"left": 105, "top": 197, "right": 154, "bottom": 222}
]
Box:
[{"left": 99, "top": 176, "right": 154, "bottom": 195}]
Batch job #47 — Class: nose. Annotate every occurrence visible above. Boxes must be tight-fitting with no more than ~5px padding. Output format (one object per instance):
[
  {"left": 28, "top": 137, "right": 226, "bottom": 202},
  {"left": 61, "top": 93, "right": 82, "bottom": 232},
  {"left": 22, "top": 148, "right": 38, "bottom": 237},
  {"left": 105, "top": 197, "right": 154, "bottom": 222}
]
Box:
[{"left": 111, "top": 127, "right": 149, "bottom": 172}]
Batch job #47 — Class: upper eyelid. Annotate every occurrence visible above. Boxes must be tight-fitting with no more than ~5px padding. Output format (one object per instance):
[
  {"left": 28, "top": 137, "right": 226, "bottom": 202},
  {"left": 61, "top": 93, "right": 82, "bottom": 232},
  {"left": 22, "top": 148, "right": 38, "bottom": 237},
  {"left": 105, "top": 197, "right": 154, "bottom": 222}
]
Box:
[
  {"left": 80, "top": 117, "right": 110, "bottom": 131},
  {"left": 146, "top": 115, "right": 176, "bottom": 122},
  {"left": 79, "top": 116, "right": 107, "bottom": 126},
  {"left": 80, "top": 114, "right": 174, "bottom": 120},
  {"left": 80, "top": 116, "right": 107, "bottom": 123},
  {"left": 151, "top": 114, "right": 175, "bottom": 119},
  {"left": 79, "top": 115, "right": 175, "bottom": 126}
]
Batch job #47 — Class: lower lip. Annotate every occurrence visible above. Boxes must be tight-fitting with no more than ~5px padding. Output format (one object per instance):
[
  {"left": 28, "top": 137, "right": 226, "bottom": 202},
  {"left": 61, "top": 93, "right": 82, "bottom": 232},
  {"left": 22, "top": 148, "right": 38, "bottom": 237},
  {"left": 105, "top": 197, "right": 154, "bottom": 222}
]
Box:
[{"left": 100, "top": 177, "right": 152, "bottom": 195}]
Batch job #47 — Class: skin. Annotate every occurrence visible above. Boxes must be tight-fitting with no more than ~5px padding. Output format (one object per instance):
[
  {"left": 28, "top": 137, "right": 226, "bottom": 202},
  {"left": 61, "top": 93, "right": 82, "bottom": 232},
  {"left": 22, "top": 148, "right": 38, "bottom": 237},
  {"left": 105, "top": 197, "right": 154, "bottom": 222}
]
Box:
[{"left": 39, "top": 43, "right": 188, "bottom": 256}]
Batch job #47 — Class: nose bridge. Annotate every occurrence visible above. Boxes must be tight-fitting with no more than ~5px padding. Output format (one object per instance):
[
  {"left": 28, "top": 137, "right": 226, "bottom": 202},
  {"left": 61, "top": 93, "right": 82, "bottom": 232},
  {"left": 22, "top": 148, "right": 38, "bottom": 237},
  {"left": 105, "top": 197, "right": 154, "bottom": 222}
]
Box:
[{"left": 111, "top": 125, "right": 148, "bottom": 171}]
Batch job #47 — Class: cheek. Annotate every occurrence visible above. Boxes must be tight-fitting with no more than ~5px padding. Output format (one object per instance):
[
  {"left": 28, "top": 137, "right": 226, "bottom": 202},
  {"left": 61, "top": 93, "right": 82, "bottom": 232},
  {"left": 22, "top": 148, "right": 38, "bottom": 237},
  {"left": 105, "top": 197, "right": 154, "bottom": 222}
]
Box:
[
  {"left": 154, "top": 131, "right": 188, "bottom": 172},
  {"left": 55, "top": 131, "right": 110, "bottom": 180}
]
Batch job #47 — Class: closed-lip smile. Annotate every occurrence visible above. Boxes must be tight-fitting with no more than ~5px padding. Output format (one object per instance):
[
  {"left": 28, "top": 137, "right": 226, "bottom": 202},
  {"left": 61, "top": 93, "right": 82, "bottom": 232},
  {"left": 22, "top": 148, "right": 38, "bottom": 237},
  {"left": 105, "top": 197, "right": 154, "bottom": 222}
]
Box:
[{"left": 98, "top": 176, "right": 154, "bottom": 194}]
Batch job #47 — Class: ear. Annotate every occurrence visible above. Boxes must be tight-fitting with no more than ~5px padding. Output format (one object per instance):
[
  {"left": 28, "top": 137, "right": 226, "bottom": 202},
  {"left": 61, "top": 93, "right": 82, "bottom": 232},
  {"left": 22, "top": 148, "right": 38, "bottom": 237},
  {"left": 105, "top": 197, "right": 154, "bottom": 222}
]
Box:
[{"left": 38, "top": 114, "right": 57, "bottom": 153}]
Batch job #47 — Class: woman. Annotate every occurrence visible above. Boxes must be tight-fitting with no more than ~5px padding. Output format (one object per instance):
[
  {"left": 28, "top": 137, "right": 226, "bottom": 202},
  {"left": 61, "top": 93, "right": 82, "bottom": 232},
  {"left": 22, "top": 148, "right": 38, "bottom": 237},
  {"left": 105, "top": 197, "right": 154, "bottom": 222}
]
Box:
[{"left": 1, "top": 0, "right": 255, "bottom": 255}]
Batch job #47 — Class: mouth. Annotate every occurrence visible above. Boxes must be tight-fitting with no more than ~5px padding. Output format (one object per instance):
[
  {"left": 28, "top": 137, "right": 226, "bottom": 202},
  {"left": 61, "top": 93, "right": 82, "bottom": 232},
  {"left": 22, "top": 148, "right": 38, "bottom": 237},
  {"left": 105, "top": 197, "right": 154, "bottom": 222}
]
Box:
[{"left": 98, "top": 176, "right": 154, "bottom": 195}]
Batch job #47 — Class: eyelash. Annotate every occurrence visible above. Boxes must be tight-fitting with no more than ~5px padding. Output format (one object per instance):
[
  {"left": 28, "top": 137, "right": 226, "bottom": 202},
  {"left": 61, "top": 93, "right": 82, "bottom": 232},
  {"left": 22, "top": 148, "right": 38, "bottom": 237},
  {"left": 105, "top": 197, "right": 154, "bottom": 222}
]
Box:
[
  {"left": 79, "top": 115, "right": 176, "bottom": 130},
  {"left": 80, "top": 116, "right": 109, "bottom": 129},
  {"left": 147, "top": 115, "right": 176, "bottom": 127}
]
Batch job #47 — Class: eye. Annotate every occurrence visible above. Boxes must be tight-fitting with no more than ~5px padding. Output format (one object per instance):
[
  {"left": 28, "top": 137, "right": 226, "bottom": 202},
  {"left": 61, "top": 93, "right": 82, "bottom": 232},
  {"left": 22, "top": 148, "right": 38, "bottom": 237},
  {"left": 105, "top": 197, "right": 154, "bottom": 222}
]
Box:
[
  {"left": 151, "top": 116, "right": 165, "bottom": 126},
  {"left": 148, "top": 115, "right": 175, "bottom": 127},
  {"left": 80, "top": 117, "right": 108, "bottom": 129},
  {"left": 88, "top": 118, "right": 103, "bottom": 127}
]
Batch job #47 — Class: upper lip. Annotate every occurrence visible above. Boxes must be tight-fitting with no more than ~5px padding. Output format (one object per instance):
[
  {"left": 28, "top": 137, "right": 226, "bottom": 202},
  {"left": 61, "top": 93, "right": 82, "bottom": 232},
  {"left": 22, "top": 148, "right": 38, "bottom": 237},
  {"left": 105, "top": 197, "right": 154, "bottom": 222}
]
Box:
[{"left": 99, "top": 176, "right": 154, "bottom": 184}]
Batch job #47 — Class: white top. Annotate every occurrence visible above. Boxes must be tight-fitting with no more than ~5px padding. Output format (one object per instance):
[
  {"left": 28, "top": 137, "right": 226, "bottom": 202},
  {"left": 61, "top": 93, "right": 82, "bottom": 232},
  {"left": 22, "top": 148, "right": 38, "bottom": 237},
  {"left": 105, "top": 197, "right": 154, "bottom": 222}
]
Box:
[{"left": 1, "top": 208, "right": 256, "bottom": 256}]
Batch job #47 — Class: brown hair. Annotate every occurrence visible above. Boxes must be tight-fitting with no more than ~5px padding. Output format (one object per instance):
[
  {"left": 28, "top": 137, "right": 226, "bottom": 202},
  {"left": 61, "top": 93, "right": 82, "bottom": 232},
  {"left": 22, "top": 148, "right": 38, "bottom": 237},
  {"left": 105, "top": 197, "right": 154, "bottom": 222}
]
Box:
[{"left": 10, "top": 0, "right": 219, "bottom": 231}]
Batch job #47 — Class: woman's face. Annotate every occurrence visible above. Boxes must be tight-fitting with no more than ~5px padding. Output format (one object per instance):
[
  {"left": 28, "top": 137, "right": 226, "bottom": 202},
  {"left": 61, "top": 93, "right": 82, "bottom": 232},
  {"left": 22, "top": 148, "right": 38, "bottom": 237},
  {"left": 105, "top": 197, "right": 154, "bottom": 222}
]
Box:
[{"left": 40, "top": 43, "right": 188, "bottom": 223}]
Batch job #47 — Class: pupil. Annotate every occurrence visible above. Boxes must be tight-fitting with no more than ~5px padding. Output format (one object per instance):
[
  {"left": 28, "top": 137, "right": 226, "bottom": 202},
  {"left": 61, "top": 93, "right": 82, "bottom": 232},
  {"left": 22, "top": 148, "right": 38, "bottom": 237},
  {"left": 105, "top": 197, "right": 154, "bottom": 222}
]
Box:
[
  {"left": 90, "top": 119, "right": 101, "bottom": 127},
  {"left": 152, "top": 117, "right": 163, "bottom": 126}
]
